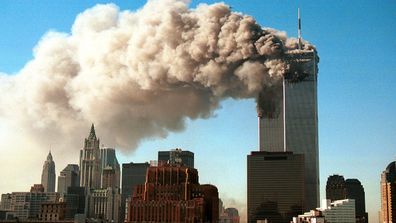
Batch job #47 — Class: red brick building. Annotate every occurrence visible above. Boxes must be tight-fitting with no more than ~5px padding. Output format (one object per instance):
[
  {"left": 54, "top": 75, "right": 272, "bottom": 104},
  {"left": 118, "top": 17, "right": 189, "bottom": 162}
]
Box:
[{"left": 126, "top": 163, "right": 219, "bottom": 223}]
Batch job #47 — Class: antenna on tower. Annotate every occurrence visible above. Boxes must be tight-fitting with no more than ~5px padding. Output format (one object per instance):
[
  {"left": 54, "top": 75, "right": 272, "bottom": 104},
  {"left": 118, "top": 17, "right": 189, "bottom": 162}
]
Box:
[{"left": 298, "top": 8, "right": 302, "bottom": 50}]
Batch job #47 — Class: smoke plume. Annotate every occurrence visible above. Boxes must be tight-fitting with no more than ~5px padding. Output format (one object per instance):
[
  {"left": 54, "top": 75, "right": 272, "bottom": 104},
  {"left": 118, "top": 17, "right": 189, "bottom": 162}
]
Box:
[{"left": 0, "top": 0, "right": 317, "bottom": 152}]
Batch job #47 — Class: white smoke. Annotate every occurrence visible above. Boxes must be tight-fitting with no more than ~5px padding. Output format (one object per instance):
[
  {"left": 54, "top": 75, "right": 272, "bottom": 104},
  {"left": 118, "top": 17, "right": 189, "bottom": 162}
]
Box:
[{"left": 0, "top": 0, "right": 315, "bottom": 152}]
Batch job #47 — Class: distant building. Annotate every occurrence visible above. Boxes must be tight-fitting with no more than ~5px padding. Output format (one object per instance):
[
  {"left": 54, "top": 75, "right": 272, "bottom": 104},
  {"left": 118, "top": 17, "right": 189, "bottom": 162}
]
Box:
[
  {"left": 79, "top": 124, "right": 101, "bottom": 190},
  {"left": 320, "top": 199, "right": 355, "bottom": 223},
  {"left": 158, "top": 148, "right": 194, "bottom": 168},
  {"left": 41, "top": 151, "right": 56, "bottom": 192},
  {"left": 86, "top": 188, "right": 120, "bottom": 223},
  {"left": 0, "top": 193, "right": 12, "bottom": 211},
  {"left": 2, "top": 184, "right": 60, "bottom": 220},
  {"left": 63, "top": 186, "right": 86, "bottom": 220},
  {"left": 326, "top": 175, "right": 347, "bottom": 201},
  {"left": 291, "top": 209, "right": 325, "bottom": 223},
  {"left": 381, "top": 160, "right": 396, "bottom": 223},
  {"left": 57, "top": 164, "right": 79, "bottom": 195},
  {"left": 121, "top": 162, "right": 149, "bottom": 222},
  {"left": 126, "top": 163, "right": 219, "bottom": 223},
  {"left": 100, "top": 147, "right": 120, "bottom": 189},
  {"left": 38, "top": 202, "right": 66, "bottom": 221},
  {"left": 247, "top": 151, "right": 305, "bottom": 223},
  {"left": 326, "top": 175, "right": 368, "bottom": 223}
]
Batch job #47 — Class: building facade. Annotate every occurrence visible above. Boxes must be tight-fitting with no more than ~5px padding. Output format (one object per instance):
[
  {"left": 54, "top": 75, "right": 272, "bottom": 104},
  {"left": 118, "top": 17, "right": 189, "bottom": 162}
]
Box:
[
  {"left": 121, "top": 162, "right": 150, "bottom": 222},
  {"left": 158, "top": 148, "right": 194, "bottom": 168},
  {"left": 247, "top": 151, "right": 305, "bottom": 223},
  {"left": 100, "top": 147, "right": 120, "bottom": 189},
  {"left": 41, "top": 151, "right": 56, "bottom": 193},
  {"left": 381, "top": 160, "right": 396, "bottom": 223},
  {"left": 326, "top": 175, "right": 368, "bottom": 223},
  {"left": 38, "top": 202, "right": 66, "bottom": 221},
  {"left": 258, "top": 49, "right": 319, "bottom": 210},
  {"left": 126, "top": 163, "right": 219, "bottom": 223},
  {"left": 79, "top": 124, "right": 101, "bottom": 190},
  {"left": 86, "top": 188, "right": 120, "bottom": 223},
  {"left": 320, "top": 199, "right": 355, "bottom": 223},
  {"left": 57, "top": 164, "right": 80, "bottom": 195}
]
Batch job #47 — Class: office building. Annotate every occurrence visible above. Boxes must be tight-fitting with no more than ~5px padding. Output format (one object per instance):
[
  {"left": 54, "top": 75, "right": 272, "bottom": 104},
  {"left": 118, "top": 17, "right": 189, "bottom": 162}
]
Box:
[
  {"left": 158, "top": 148, "right": 194, "bottom": 168},
  {"left": 0, "top": 194, "right": 12, "bottom": 211},
  {"left": 258, "top": 48, "right": 319, "bottom": 210},
  {"left": 121, "top": 162, "right": 149, "bottom": 222},
  {"left": 346, "top": 179, "right": 368, "bottom": 223},
  {"left": 38, "top": 202, "right": 66, "bottom": 221},
  {"left": 320, "top": 199, "right": 355, "bottom": 223},
  {"left": 41, "top": 151, "right": 56, "bottom": 192},
  {"left": 86, "top": 187, "right": 120, "bottom": 223},
  {"left": 63, "top": 186, "right": 85, "bottom": 219},
  {"left": 126, "top": 162, "right": 219, "bottom": 223},
  {"left": 247, "top": 151, "right": 305, "bottom": 223},
  {"left": 326, "top": 174, "right": 368, "bottom": 223},
  {"left": 57, "top": 164, "right": 80, "bottom": 195},
  {"left": 79, "top": 124, "right": 101, "bottom": 189},
  {"left": 381, "top": 160, "right": 396, "bottom": 223},
  {"left": 291, "top": 210, "right": 325, "bottom": 223},
  {"left": 100, "top": 147, "right": 120, "bottom": 189},
  {"left": 326, "top": 175, "right": 347, "bottom": 201}
]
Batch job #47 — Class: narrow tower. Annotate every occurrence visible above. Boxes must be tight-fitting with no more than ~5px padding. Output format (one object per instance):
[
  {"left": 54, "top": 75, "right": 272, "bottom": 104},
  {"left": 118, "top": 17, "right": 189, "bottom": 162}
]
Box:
[
  {"left": 41, "top": 151, "right": 56, "bottom": 192},
  {"left": 298, "top": 8, "right": 302, "bottom": 49},
  {"left": 79, "top": 124, "right": 101, "bottom": 189}
]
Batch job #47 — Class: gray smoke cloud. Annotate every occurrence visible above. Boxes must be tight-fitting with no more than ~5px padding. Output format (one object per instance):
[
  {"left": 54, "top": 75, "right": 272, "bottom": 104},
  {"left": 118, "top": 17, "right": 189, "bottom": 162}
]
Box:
[{"left": 0, "top": 0, "right": 317, "bottom": 152}]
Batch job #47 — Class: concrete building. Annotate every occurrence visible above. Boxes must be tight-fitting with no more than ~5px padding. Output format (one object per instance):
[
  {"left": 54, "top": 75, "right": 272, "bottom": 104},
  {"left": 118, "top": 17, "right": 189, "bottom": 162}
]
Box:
[
  {"left": 158, "top": 148, "right": 194, "bottom": 168},
  {"left": 126, "top": 163, "right": 219, "bottom": 223},
  {"left": 38, "top": 202, "right": 66, "bottom": 221},
  {"left": 247, "top": 151, "right": 305, "bottom": 223},
  {"left": 320, "top": 199, "right": 355, "bottom": 223},
  {"left": 121, "top": 162, "right": 149, "bottom": 222},
  {"left": 87, "top": 188, "right": 120, "bottom": 223},
  {"left": 41, "top": 151, "right": 56, "bottom": 193},
  {"left": 291, "top": 210, "right": 325, "bottom": 223},
  {"left": 100, "top": 147, "right": 120, "bottom": 189},
  {"left": 57, "top": 164, "right": 80, "bottom": 195},
  {"left": 0, "top": 194, "right": 12, "bottom": 211},
  {"left": 79, "top": 124, "right": 101, "bottom": 190},
  {"left": 2, "top": 185, "right": 60, "bottom": 220},
  {"left": 380, "top": 160, "right": 396, "bottom": 223},
  {"left": 258, "top": 49, "right": 319, "bottom": 210}
]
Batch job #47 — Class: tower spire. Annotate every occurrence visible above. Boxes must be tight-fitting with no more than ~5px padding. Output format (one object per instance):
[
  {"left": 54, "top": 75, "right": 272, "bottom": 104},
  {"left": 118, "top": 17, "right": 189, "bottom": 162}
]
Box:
[
  {"left": 298, "top": 8, "right": 302, "bottom": 50},
  {"left": 89, "top": 123, "right": 96, "bottom": 139}
]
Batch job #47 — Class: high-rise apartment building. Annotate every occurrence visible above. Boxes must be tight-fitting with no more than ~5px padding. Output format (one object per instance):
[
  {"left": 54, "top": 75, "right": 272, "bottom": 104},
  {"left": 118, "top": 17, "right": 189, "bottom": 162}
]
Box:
[
  {"left": 247, "top": 151, "right": 305, "bottom": 223},
  {"left": 258, "top": 49, "right": 319, "bottom": 210},
  {"left": 381, "top": 160, "right": 396, "bottom": 223},
  {"left": 41, "top": 151, "right": 56, "bottom": 193},
  {"left": 158, "top": 148, "right": 194, "bottom": 168},
  {"left": 79, "top": 124, "right": 101, "bottom": 189},
  {"left": 57, "top": 164, "right": 80, "bottom": 195},
  {"left": 126, "top": 163, "right": 219, "bottom": 223},
  {"left": 326, "top": 174, "right": 368, "bottom": 223},
  {"left": 121, "top": 162, "right": 150, "bottom": 222}
]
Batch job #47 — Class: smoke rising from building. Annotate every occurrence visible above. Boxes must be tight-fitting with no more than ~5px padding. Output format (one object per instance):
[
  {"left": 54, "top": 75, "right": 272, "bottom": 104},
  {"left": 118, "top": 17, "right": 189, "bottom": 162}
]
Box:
[{"left": 0, "top": 0, "right": 317, "bottom": 151}]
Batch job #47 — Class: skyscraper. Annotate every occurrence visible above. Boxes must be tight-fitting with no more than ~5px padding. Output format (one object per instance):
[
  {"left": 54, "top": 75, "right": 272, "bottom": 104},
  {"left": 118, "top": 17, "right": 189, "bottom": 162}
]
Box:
[
  {"left": 381, "top": 160, "right": 396, "bottom": 223},
  {"left": 258, "top": 48, "right": 319, "bottom": 210},
  {"left": 121, "top": 162, "right": 149, "bottom": 222},
  {"left": 326, "top": 175, "right": 347, "bottom": 201},
  {"left": 57, "top": 164, "right": 80, "bottom": 194},
  {"left": 158, "top": 148, "right": 194, "bottom": 168},
  {"left": 79, "top": 124, "right": 101, "bottom": 189},
  {"left": 41, "top": 151, "right": 56, "bottom": 192},
  {"left": 326, "top": 174, "right": 368, "bottom": 223},
  {"left": 247, "top": 151, "right": 305, "bottom": 223},
  {"left": 100, "top": 147, "right": 120, "bottom": 189}
]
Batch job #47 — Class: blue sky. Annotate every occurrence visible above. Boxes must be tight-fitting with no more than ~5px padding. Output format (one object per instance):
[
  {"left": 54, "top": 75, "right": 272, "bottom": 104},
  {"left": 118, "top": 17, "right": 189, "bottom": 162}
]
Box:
[{"left": 0, "top": 1, "right": 395, "bottom": 223}]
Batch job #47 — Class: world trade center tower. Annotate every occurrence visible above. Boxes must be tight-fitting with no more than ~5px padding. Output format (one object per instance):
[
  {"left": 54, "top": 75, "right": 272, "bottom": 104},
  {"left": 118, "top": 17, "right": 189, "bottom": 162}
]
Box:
[{"left": 258, "top": 48, "right": 319, "bottom": 211}]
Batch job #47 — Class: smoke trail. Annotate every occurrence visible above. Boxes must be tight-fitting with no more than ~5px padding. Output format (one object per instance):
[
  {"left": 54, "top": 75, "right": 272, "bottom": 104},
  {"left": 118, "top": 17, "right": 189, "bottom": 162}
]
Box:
[{"left": 0, "top": 0, "right": 317, "bottom": 151}]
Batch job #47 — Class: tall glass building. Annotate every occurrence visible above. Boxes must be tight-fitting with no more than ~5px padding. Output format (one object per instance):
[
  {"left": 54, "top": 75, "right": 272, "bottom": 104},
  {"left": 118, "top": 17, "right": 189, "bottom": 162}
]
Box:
[{"left": 258, "top": 49, "right": 319, "bottom": 211}]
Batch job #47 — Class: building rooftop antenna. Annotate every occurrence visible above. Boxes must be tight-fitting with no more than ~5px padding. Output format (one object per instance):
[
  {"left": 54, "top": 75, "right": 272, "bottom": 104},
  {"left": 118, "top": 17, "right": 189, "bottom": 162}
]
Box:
[{"left": 298, "top": 8, "right": 302, "bottom": 50}]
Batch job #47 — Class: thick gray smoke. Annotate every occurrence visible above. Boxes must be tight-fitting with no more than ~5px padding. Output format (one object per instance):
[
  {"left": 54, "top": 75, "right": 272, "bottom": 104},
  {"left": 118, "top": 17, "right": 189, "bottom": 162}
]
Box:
[{"left": 0, "top": 0, "right": 316, "bottom": 151}]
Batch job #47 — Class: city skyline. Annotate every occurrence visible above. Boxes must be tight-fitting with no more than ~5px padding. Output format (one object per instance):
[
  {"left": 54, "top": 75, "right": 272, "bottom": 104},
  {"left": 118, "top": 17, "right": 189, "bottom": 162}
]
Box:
[{"left": 0, "top": 1, "right": 395, "bottom": 223}]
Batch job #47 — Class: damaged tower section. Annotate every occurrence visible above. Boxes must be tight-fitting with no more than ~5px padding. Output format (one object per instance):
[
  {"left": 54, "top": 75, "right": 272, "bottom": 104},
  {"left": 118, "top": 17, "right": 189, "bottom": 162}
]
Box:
[{"left": 257, "top": 48, "right": 319, "bottom": 212}]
